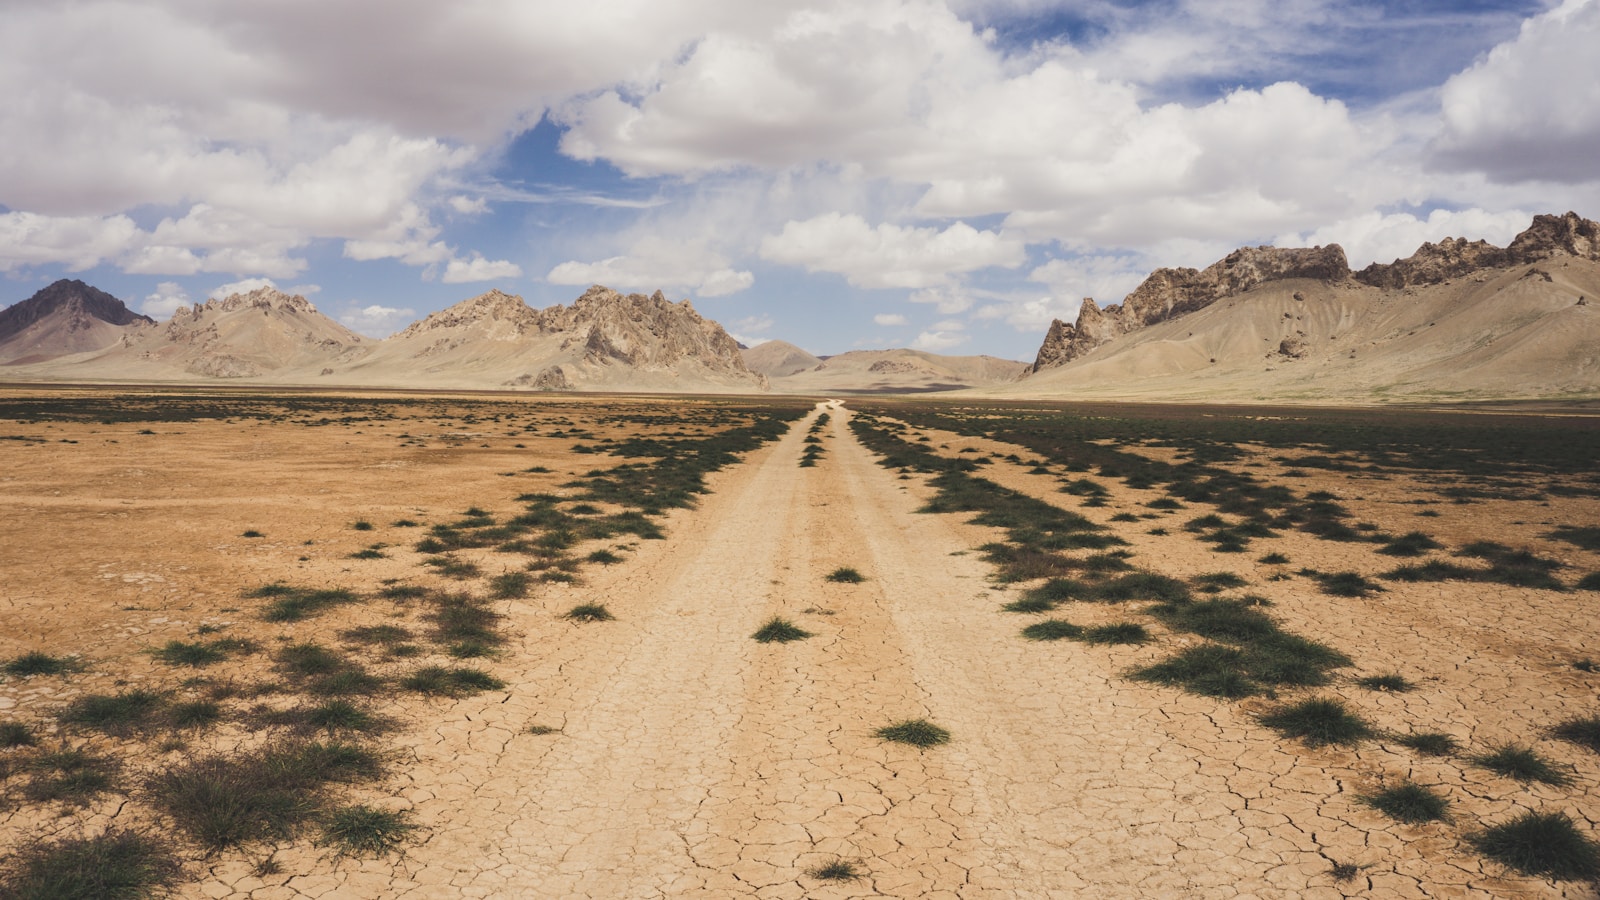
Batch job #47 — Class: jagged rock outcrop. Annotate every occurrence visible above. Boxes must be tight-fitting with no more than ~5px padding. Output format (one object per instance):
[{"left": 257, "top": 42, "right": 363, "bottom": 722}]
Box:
[
  {"left": 0, "top": 279, "right": 154, "bottom": 363},
  {"left": 1356, "top": 211, "right": 1600, "bottom": 289},
  {"left": 1030, "top": 245, "right": 1349, "bottom": 372},
  {"left": 1028, "top": 212, "right": 1600, "bottom": 375},
  {"left": 348, "top": 285, "right": 765, "bottom": 392}
]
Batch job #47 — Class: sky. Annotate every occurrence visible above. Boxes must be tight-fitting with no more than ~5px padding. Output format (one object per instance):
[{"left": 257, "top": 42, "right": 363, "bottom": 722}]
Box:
[{"left": 1, "top": 0, "right": 1597, "bottom": 359}]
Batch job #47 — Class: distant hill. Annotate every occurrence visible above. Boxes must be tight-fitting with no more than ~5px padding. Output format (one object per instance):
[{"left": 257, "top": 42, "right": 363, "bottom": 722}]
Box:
[
  {"left": 996, "top": 212, "right": 1600, "bottom": 403},
  {"left": 337, "top": 286, "right": 764, "bottom": 392},
  {"left": 741, "top": 340, "right": 823, "bottom": 378},
  {"left": 0, "top": 279, "right": 154, "bottom": 364},
  {"left": 761, "top": 347, "right": 1028, "bottom": 394},
  {"left": 3, "top": 284, "right": 765, "bottom": 393}
]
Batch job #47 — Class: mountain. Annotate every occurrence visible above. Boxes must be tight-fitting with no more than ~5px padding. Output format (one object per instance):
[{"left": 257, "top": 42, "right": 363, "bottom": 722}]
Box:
[
  {"left": 762, "top": 348, "right": 1028, "bottom": 394},
  {"left": 741, "top": 340, "right": 823, "bottom": 378},
  {"left": 1003, "top": 212, "right": 1600, "bottom": 403},
  {"left": 330, "top": 286, "right": 765, "bottom": 392},
  {"left": 0, "top": 279, "right": 154, "bottom": 364}
]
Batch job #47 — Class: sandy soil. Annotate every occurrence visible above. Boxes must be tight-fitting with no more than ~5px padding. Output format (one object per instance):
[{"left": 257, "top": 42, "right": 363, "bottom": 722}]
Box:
[{"left": 2, "top": 390, "right": 1597, "bottom": 897}]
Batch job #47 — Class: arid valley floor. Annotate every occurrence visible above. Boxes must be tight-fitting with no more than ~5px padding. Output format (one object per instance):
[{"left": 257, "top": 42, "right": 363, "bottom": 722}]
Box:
[{"left": 2, "top": 388, "right": 1599, "bottom": 898}]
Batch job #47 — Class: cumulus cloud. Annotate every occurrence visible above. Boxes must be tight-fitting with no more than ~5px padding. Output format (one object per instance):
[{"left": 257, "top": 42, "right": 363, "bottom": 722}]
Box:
[
  {"left": 760, "top": 214, "right": 1024, "bottom": 289},
  {"left": 1433, "top": 0, "right": 1600, "bottom": 184},
  {"left": 208, "top": 278, "right": 278, "bottom": 300},
  {"left": 873, "top": 313, "right": 907, "bottom": 326},
  {"left": 442, "top": 255, "right": 523, "bottom": 284},
  {"left": 0, "top": 212, "right": 140, "bottom": 273},
  {"left": 548, "top": 236, "right": 755, "bottom": 297},
  {"left": 340, "top": 304, "right": 418, "bottom": 338},
  {"left": 911, "top": 329, "right": 968, "bottom": 351},
  {"left": 141, "top": 281, "right": 190, "bottom": 318},
  {"left": 1275, "top": 207, "right": 1534, "bottom": 268},
  {"left": 728, "top": 314, "right": 775, "bottom": 347}
]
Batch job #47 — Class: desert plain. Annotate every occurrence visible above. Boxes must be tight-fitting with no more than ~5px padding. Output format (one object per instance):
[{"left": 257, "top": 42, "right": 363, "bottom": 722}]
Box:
[{"left": 1, "top": 387, "right": 1598, "bottom": 898}]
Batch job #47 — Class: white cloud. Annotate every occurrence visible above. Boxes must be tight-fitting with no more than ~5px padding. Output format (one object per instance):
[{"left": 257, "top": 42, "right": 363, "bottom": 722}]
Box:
[
  {"left": 873, "top": 313, "right": 907, "bottom": 326},
  {"left": 1029, "top": 255, "right": 1150, "bottom": 307},
  {"left": 907, "top": 286, "right": 976, "bottom": 314},
  {"left": 911, "top": 329, "right": 968, "bottom": 351},
  {"left": 141, "top": 281, "right": 190, "bottom": 318},
  {"left": 1433, "top": 0, "right": 1600, "bottom": 184},
  {"left": 728, "top": 314, "right": 775, "bottom": 347},
  {"left": 208, "top": 278, "right": 278, "bottom": 300},
  {"left": 448, "top": 195, "right": 489, "bottom": 215},
  {"left": 760, "top": 213, "right": 1024, "bottom": 289},
  {"left": 0, "top": 211, "right": 141, "bottom": 273},
  {"left": 1275, "top": 207, "right": 1533, "bottom": 268},
  {"left": 340, "top": 304, "right": 417, "bottom": 338},
  {"left": 548, "top": 235, "right": 755, "bottom": 297},
  {"left": 442, "top": 255, "right": 523, "bottom": 284}
]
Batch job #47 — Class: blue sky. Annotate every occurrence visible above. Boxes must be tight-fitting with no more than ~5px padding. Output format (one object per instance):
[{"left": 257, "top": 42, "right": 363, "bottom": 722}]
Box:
[{"left": 2, "top": 0, "right": 1596, "bottom": 359}]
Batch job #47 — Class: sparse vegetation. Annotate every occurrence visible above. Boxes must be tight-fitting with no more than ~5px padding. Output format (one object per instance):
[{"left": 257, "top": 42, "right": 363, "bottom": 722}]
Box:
[
  {"left": 319, "top": 805, "right": 415, "bottom": 856},
  {"left": 1360, "top": 782, "right": 1449, "bottom": 824},
  {"left": 1473, "top": 744, "right": 1570, "bottom": 784},
  {"left": 1552, "top": 716, "right": 1600, "bottom": 754},
  {"left": 400, "top": 666, "right": 505, "bottom": 696},
  {"left": 563, "top": 603, "right": 614, "bottom": 622},
  {"left": 1471, "top": 811, "right": 1600, "bottom": 881},
  {"left": 752, "top": 617, "right": 812, "bottom": 643},
  {"left": 1394, "top": 732, "right": 1460, "bottom": 756},
  {"left": 0, "top": 830, "right": 179, "bottom": 900},
  {"left": 876, "top": 718, "right": 951, "bottom": 747},
  {"left": 1021, "top": 619, "right": 1083, "bottom": 641},
  {"left": 825, "top": 566, "right": 865, "bottom": 583},
  {"left": 3, "top": 651, "right": 79, "bottom": 678},
  {"left": 808, "top": 859, "right": 862, "bottom": 881},
  {"left": 57, "top": 689, "right": 166, "bottom": 735},
  {"left": 1258, "top": 698, "right": 1373, "bottom": 747},
  {"left": 1356, "top": 673, "right": 1413, "bottom": 692}
]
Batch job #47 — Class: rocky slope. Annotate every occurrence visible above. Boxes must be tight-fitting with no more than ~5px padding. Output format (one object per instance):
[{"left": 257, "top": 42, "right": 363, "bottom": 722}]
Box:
[
  {"left": 333, "top": 286, "right": 765, "bottom": 392},
  {"left": 1001, "top": 212, "right": 1600, "bottom": 402},
  {"left": 0, "top": 279, "right": 154, "bottom": 364},
  {"left": 1030, "top": 211, "right": 1599, "bottom": 374}
]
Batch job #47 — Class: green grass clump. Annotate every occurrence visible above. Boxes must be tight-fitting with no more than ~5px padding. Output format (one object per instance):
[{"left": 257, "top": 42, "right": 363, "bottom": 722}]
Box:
[
  {"left": 1356, "top": 673, "right": 1414, "bottom": 692},
  {"left": 426, "top": 594, "right": 504, "bottom": 649},
  {"left": 1021, "top": 619, "right": 1083, "bottom": 641},
  {"left": 1, "top": 721, "right": 35, "bottom": 748},
  {"left": 149, "top": 740, "right": 383, "bottom": 851},
  {"left": 825, "top": 566, "right": 865, "bottom": 583},
  {"left": 1376, "top": 531, "right": 1442, "bottom": 557},
  {"left": 0, "top": 830, "right": 179, "bottom": 900},
  {"left": 169, "top": 700, "right": 223, "bottom": 730},
  {"left": 1552, "top": 716, "right": 1600, "bottom": 754},
  {"left": 57, "top": 690, "right": 166, "bottom": 735},
  {"left": 1394, "top": 732, "right": 1460, "bottom": 756},
  {"left": 1473, "top": 744, "right": 1570, "bottom": 785},
  {"left": 876, "top": 719, "right": 951, "bottom": 747},
  {"left": 1360, "top": 782, "right": 1450, "bottom": 824},
  {"left": 752, "top": 617, "right": 812, "bottom": 643},
  {"left": 1315, "top": 571, "right": 1382, "bottom": 597},
  {"left": 348, "top": 548, "right": 387, "bottom": 560},
  {"left": 400, "top": 666, "right": 505, "bottom": 696},
  {"left": 1133, "top": 645, "right": 1258, "bottom": 699},
  {"left": 319, "top": 805, "right": 415, "bottom": 856},
  {"left": 489, "top": 572, "right": 531, "bottom": 599},
  {"left": 1258, "top": 698, "right": 1373, "bottom": 747},
  {"left": 807, "top": 859, "right": 862, "bottom": 881},
  {"left": 1082, "top": 623, "right": 1149, "bottom": 645},
  {"left": 1192, "top": 572, "right": 1248, "bottom": 592},
  {"left": 563, "top": 603, "right": 614, "bottom": 622},
  {"left": 3, "top": 651, "right": 79, "bottom": 678},
  {"left": 151, "top": 639, "right": 250, "bottom": 668},
  {"left": 586, "top": 549, "right": 624, "bottom": 565},
  {"left": 22, "top": 749, "right": 119, "bottom": 805},
  {"left": 1471, "top": 811, "right": 1600, "bottom": 881},
  {"left": 338, "top": 624, "right": 413, "bottom": 646},
  {"left": 352, "top": 520, "right": 374, "bottom": 531},
  {"left": 251, "top": 585, "right": 361, "bottom": 622}
]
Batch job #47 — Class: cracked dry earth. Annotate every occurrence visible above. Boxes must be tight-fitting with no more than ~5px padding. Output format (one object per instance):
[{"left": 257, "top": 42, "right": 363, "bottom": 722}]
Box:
[
  {"left": 209, "top": 401, "right": 1587, "bottom": 898},
  {"left": 4, "top": 395, "right": 1598, "bottom": 898}
]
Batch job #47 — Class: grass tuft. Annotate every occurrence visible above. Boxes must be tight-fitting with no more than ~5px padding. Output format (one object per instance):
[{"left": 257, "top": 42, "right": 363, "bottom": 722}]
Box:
[
  {"left": 1394, "top": 731, "right": 1460, "bottom": 756},
  {"left": 400, "top": 666, "right": 505, "bottom": 696},
  {"left": 1, "top": 721, "right": 36, "bottom": 748},
  {"left": 808, "top": 859, "right": 862, "bottom": 881},
  {"left": 1258, "top": 697, "right": 1373, "bottom": 747},
  {"left": 1356, "top": 673, "right": 1413, "bottom": 692},
  {"left": 1021, "top": 619, "right": 1082, "bottom": 641},
  {"left": 563, "top": 603, "right": 614, "bottom": 622},
  {"left": 1472, "top": 811, "right": 1600, "bottom": 881},
  {"left": 825, "top": 566, "right": 866, "bottom": 583},
  {"left": 57, "top": 690, "right": 166, "bottom": 735},
  {"left": 1473, "top": 744, "right": 1570, "bottom": 785},
  {"left": 319, "top": 805, "right": 415, "bottom": 856},
  {"left": 1082, "top": 622, "right": 1150, "bottom": 645},
  {"left": 875, "top": 718, "right": 950, "bottom": 747},
  {"left": 1551, "top": 716, "right": 1600, "bottom": 754},
  {"left": 0, "top": 830, "right": 180, "bottom": 900},
  {"left": 752, "top": 617, "right": 812, "bottom": 643},
  {"left": 1360, "top": 782, "right": 1450, "bottom": 824},
  {"left": 4, "top": 651, "right": 79, "bottom": 678}
]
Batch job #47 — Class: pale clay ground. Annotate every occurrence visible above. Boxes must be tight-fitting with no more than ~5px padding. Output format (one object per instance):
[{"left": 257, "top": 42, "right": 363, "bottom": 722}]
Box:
[{"left": 1, "top": 393, "right": 1597, "bottom": 898}]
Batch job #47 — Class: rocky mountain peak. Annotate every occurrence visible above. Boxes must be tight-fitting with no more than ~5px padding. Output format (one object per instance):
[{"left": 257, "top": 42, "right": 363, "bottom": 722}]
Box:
[
  {"left": 0, "top": 279, "right": 153, "bottom": 344},
  {"left": 1031, "top": 245, "right": 1350, "bottom": 372},
  {"left": 397, "top": 289, "right": 538, "bottom": 339},
  {"left": 1505, "top": 211, "right": 1600, "bottom": 262}
]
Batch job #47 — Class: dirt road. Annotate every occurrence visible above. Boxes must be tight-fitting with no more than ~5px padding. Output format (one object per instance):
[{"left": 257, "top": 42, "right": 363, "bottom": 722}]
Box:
[{"left": 204, "top": 401, "right": 1569, "bottom": 898}]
